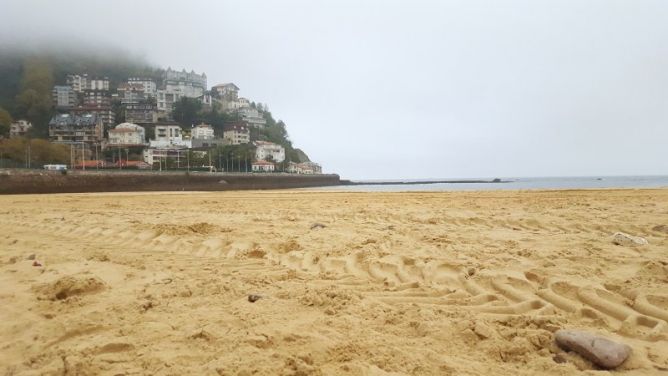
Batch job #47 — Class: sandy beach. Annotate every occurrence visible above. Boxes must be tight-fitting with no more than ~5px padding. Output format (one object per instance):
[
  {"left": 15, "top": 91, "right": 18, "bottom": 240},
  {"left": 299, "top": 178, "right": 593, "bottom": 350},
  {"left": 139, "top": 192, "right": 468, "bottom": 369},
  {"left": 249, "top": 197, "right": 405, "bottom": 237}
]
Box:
[{"left": 1, "top": 189, "right": 667, "bottom": 375}]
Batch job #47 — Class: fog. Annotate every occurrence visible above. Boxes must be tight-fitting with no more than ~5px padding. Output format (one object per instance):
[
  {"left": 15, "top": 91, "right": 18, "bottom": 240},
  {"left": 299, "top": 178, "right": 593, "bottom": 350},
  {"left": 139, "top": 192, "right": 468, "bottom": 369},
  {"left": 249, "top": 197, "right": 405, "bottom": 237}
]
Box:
[{"left": 3, "top": 0, "right": 667, "bottom": 179}]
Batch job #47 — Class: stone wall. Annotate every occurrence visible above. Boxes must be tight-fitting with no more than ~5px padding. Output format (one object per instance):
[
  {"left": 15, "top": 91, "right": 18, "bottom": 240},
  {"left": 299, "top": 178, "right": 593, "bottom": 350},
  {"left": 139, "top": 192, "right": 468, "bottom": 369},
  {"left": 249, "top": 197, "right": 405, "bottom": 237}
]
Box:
[{"left": 0, "top": 170, "right": 341, "bottom": 194}]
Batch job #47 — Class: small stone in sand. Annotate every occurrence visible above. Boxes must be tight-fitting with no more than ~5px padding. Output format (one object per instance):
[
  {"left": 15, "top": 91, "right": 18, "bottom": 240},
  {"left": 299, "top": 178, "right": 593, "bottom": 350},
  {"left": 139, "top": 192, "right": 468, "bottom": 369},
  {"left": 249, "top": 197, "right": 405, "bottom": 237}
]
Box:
[
  {"left": 652, "top": 224, "right": 668, "bottom": 234},
  {"left": 310, "top": 223, "right": 326, "bottom": 230},
  {"left": 27, "top": 254, "right": 36, "bottom": 260},
  {"left": 248, "top": 294, "right": 262, "bottom": 303},
  {"left": 611, "top": 232, "right": 648, "bottom": 247},
  {"left": 555, "top": 329, "right": 631, "bottom": 369},
  {"left": 32, "top": 260, "right": 42, "bottom": 267}
]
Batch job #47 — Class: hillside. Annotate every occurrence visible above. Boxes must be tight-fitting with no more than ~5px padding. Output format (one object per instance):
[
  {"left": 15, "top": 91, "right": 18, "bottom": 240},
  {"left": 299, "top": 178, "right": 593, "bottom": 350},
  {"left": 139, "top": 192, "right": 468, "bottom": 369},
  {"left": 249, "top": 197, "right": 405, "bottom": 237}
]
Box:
[
  {"left": 0, "top": 45, "right": 160, "bottom": 137},
  {"left": 0, "top": 44, "right": 310, "bottom": 164}
]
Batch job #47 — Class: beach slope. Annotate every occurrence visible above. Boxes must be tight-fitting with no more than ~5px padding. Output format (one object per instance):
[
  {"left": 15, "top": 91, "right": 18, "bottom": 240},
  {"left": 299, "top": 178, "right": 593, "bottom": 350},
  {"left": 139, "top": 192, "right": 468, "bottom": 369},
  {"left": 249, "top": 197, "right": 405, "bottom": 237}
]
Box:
[{"left": 1, "top": 189, "right": 667, "bottom": 375}]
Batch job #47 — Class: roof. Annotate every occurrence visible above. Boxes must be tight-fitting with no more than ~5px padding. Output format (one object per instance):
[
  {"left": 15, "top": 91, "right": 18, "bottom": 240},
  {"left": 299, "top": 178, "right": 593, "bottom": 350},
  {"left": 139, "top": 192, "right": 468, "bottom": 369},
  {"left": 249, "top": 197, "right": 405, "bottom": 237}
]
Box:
[
  {"left": 112, "top": 122, "right": 144, "bottom": 131},
  {"left": 212, "top": 83, "right": 239, "bottom": 90},
  {"left": 74, "top": 160, "right": 105, "bottom": 168},
  {"left": 223, "top": 121, "right": 249, "bottom": 132},
  {"left": 49, "top": 113, "right": 99, "bottom": 127},
  {"left": 252, "top": 160, "right": 275, "bottom": 166},
  {"left": 116, "top": 160, "right": 151, "bottom": 168}
]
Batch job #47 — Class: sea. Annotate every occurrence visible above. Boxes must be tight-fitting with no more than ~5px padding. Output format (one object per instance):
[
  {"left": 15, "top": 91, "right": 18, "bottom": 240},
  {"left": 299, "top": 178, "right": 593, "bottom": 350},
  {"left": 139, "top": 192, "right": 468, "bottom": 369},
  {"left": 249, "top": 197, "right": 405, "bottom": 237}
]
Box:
[{"left": 319, "top": 176, "right": 668, "bottom": 191}]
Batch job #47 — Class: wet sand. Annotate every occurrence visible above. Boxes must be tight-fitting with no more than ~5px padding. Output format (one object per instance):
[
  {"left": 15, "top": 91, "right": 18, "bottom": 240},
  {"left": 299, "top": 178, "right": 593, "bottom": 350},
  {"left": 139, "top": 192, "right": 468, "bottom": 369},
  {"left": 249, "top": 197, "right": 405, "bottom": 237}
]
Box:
[{"left": 1, "top": 189, "right": 667, "bottom": 375}]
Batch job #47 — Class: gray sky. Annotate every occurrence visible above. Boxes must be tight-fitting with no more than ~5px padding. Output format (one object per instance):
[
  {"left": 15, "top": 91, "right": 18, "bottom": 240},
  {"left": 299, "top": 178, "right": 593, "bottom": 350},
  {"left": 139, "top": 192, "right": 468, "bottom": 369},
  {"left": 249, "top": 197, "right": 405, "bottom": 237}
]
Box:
[{"left": 3, "top": 0, "right": 668, "bottom": 179}]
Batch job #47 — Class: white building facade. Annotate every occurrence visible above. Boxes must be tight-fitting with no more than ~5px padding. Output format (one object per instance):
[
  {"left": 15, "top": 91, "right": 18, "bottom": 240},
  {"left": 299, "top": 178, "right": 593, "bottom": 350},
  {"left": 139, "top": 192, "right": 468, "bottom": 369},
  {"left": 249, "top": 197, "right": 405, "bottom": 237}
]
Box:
[
  {"left": 108, "top": 123, "right": 146, "bottom": 146},
  {"left": 212, "top": 83, "right": 239, "bottom": 99},
  {"left": 252, "top": 160, "right": 275, "bottom": 172},
  {"left": 52, "top": 85, "right": 77, "bottom": 109},
  {"left": 128, "top": 77, "right": 157, "bottom": 96},
  {"left": 149, "top": 124, "right": 191, "bottom": 148},
  {"left": 223, "top": 122, "right": 250, "bottom": 145},
  {"left": 88, "top": 77, "right": 110, "bottom": 91},
  {"left": 143, "top": 148, "right": 189, "bottom": 165},
  {"left": 287, "top": 161, "right": 322, "bottom": 174},
  {"left": 157, "top": 69, "right": 207, "bottom": 114},
  {"left": 191, "top": 123, "right": 215, "bottom": 140},
  {"left": 239, "top": 107, "right": 267, "bottom": 128},
  {"left": 254, "top": 141, "right": 285, "bottom": 163},
  {"left": 66, "top": 74, "right": 87, "bottom": 92},
  {"left": 9, "top": 120, "right": 32, "bottom": 138}
]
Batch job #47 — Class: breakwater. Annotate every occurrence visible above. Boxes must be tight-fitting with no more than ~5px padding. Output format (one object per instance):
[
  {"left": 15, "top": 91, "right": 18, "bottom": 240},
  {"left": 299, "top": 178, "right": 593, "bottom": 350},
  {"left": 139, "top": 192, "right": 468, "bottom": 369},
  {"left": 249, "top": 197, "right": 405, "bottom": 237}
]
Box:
[
  {"left": 0, "top": 170, "right": 342, "bottom": 194},
  {"left": 340, "top": 178, "right": 504, "bottom": 185}
]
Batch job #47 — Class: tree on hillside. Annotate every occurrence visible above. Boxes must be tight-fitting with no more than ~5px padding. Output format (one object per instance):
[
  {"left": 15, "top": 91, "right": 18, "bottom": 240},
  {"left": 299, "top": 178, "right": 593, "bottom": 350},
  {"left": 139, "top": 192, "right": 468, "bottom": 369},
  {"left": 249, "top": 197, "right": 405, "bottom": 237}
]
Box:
[
  {"left": 0, "top": 108, "right": 12, "bottom": 137},
  {"left": 212, "top": 143, "right": 255, "bottom": 172},
  {"left": 172, "top": 97, "right": 202, "bottom": 127},
  {"left": 14, "top": 58, "right": 54, "bottom": 137},
  {"left": 0, "top": 137, "right": 69, "bottom": 166},
  {"left": 111, "top": 99, "right": 125, "bottom": 124},
  {"left": 0, "top": 45, "right": 161, "bottom": 123},
  {"left": 200, "top": 107, "right": 237, "bottom": 135}
]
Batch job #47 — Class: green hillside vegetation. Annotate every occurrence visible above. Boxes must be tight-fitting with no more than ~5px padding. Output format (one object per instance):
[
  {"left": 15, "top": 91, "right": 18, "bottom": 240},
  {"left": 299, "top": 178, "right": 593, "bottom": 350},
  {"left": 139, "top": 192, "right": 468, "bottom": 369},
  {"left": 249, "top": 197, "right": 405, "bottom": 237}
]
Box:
[
  {"left": 0, "top": 137, "right": 70, "bottom": 168},
  {"left": 174, "top": 98, "right": 310, "bottom": 164},
  {"left": 0, "top": 45, "right": 160, "bottom": 137},
  {"left": 0, "top": 44, "right": 310, "bottom": 167}
]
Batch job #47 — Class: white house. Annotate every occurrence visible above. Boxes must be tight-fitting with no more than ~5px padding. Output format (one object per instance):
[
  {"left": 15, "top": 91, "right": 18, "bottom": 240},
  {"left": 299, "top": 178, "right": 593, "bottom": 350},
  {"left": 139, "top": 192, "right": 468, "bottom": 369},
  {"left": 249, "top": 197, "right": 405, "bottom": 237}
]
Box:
[
  {"left": 66, "top": 74, "right": 109, "bottom": 92},
  {"left": 117, "top": 83, "right": 146, "bottom": 105},
  {"left": 128, "top": 77, "right": 157, "bottom": 96},
  {"left": 252, "top": 160, "right": 275, "bottom": 172},
  {"left": 108, "top": 123, "right": 146, "bottom": 146},
  {"left": 191, "top": 123, "right": 215, "bottom": 140},
  {"left": 143, "top": 148, "right": 188, "bottom": 165},
  {"left": 88, "top": 77, "right": 110, "bottom": 91},
  {"left": 9, "top": 120, "right": 32, "bottom": 138},
  {"left": 287, "top": 161, "right": 322, "bottom": 174},
  {"left": 238, "top": 107, "right": 267, "bottom": 128},
  {"left": 212, "top": 83, "right": 239, "bottom": 99},
  {"left": 66, "top": 74, "right": 88, "bottom": 92},
  {"left": 223, "top": 122, "right": 250, "bottom": 145},
  {"left": 149, "top": 124, "right": 191, "bottom": 148},
  {"left": 254, "top": 141, "right": 285, "bottom": 163}
]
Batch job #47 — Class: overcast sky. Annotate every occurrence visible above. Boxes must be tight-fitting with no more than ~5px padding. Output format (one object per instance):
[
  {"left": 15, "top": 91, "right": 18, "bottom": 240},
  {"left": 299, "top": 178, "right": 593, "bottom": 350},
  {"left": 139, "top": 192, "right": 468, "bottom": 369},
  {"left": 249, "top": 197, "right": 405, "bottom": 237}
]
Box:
[{"left": 2, "top": 0, "right": 667, "bottom": 179}]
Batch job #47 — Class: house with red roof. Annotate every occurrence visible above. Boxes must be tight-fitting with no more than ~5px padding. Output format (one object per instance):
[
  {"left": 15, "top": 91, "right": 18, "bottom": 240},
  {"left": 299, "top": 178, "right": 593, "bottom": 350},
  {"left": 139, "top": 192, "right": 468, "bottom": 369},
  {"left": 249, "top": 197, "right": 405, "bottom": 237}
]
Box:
[{"left": 251, "top": 160, "right": 275, "bottom": 172}]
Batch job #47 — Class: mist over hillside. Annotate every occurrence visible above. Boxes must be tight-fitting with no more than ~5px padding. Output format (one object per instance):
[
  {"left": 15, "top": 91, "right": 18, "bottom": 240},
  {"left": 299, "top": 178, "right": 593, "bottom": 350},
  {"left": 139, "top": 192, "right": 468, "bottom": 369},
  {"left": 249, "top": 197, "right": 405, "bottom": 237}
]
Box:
[
  {"left": 0, "top": 40, "right": 310, "bottom": 165},
  {"left": 0, "top": 42, "right": 160, "bottom": 131}
]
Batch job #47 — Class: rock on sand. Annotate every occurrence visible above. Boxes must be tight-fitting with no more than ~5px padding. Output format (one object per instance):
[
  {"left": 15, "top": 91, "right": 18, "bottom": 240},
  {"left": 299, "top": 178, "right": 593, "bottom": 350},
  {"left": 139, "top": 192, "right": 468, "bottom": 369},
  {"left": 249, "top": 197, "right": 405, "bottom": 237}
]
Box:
[
  {"left": 555, "top": 329, "right": 631, "bottom": 369},
  {"left": 611, "top": 232, "right": 648, "bottom": 246}
]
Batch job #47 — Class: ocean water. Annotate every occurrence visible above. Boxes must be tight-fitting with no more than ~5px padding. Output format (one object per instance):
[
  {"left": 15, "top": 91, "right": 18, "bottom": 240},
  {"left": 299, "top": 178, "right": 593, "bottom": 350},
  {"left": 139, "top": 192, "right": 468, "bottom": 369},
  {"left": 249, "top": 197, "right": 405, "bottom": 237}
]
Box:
[{"left": 321, "top": 176, "right": 668, "bottom": 191}]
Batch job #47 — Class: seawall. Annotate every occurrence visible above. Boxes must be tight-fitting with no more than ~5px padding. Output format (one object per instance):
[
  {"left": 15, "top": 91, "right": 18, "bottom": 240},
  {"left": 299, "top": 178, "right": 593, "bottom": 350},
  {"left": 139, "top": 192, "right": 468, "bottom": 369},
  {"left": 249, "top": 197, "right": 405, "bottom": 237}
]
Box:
[{"left": 0, "top": 170, "right": 342, "bottom": 194}]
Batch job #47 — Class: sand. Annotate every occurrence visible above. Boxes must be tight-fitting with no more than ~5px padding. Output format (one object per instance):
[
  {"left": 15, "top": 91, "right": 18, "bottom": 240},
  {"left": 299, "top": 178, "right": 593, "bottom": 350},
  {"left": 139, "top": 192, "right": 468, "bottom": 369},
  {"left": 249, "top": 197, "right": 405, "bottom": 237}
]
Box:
[{"left": 0, "top": 189, "right": 667, "bottom": 375}]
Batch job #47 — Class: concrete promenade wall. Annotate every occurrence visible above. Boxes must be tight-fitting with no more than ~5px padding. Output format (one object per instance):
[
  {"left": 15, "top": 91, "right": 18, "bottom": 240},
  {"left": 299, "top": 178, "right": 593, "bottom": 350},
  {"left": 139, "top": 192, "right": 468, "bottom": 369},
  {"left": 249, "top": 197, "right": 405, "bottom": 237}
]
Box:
[{"left": 0, "top": 170, "right": 342, "bottom": 194}]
